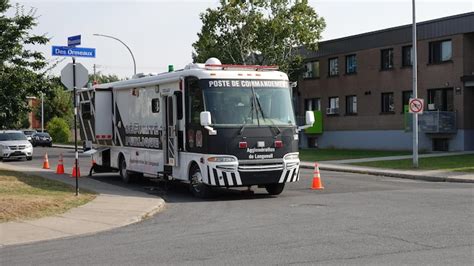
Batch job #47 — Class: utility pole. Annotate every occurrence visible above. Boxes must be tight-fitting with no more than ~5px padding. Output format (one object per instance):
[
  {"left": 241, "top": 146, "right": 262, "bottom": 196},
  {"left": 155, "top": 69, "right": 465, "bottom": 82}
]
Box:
[{"left": 412, "top": 0, "right": 419, "bottom": 168}]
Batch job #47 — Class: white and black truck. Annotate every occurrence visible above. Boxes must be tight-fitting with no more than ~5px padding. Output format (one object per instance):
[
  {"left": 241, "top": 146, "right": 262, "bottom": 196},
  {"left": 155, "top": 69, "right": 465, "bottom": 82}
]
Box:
[{"left": 78, "top": 58, "right": 314, "bottom": 197}]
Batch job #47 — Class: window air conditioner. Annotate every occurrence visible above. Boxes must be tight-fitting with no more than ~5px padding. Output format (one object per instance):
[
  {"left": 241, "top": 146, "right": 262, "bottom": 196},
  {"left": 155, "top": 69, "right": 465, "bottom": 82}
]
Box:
[{"left": 326, "top": 108, "right": 338, "bottom": 114}]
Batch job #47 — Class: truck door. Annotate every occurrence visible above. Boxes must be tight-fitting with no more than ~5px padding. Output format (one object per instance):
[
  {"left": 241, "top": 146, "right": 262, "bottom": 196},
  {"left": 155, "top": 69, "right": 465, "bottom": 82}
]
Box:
[{"left": 163, "top": 95, "right": 178, "bottom": 166}]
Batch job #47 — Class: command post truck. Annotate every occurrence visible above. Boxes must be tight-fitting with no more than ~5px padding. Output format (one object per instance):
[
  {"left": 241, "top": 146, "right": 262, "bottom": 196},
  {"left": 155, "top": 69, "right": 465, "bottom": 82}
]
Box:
[{"left": 78, "top": 58, "right": 314, "bottom": 197}]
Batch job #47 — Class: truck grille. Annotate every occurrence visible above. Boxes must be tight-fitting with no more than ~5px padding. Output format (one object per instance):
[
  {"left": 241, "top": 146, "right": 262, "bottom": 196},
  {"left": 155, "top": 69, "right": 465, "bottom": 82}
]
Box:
[{"left": 238, "top": 159, "right": 284, "bottom": 172}]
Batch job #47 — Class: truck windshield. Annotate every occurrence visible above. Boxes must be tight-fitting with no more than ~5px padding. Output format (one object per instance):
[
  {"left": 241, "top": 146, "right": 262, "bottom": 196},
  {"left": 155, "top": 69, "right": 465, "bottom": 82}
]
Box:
[{"left": 201, "top": 79, "right": 295, "bottom": 126}]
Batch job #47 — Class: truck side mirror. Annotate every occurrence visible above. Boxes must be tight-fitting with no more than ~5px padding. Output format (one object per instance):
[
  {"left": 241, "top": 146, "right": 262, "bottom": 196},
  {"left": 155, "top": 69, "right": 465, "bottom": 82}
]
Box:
[
  {"left": 298, "top": 111, "right": 315, "bottom": 132},
  {"left": 200, "top": 111, "right": 217, "bottom": 135},
  {"left": 305, "top": 110, "right": 315, "bottom": 126},
  {"left": 200, "top": 111, "right": 212, "bottom": 126}
]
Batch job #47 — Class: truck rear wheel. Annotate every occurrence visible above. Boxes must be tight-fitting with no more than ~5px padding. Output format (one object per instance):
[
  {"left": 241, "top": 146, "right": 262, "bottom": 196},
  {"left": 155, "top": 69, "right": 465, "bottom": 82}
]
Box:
[
  {"left": 265, "top": 183, "right": 285, "bottom": 195},
  {"left": 189, "top": 164, "right": 212, "bottom": 198},
  {"left": 119, "top": 156, "right": 134, "bottom": 184}
]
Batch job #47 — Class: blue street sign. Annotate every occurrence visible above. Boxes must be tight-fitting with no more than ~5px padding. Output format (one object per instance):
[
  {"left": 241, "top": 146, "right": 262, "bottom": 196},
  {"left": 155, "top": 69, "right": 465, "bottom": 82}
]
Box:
[
  {"left": 52, "top": 46, "right": 96, "bottom": 58},
  {"left": 68, "top": 35, "right": 81, "bottom": 46}
]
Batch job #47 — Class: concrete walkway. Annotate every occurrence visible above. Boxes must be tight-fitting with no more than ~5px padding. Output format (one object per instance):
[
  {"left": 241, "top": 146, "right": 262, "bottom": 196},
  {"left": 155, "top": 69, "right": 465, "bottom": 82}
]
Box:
[
  {"left": 301, "top": 151, "right": 474, "bottom": 183},
  {"left": 0, "top": 163, "right": 165, "bottom": 247}
]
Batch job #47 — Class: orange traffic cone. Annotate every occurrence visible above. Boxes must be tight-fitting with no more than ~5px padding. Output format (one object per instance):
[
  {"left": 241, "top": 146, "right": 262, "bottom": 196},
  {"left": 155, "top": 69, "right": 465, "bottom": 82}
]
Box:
[
  {"left": 71, "top": 163, "right": 81, "bottom": 178},
  {"left": 311, "top": 162, "right": 324, "bottom": 190},
  {"left": 56, "top": 153, "right": 65, "bottom": 174},
  {"left": 42, "top": 153, "right": 50, "bottom": 169}
]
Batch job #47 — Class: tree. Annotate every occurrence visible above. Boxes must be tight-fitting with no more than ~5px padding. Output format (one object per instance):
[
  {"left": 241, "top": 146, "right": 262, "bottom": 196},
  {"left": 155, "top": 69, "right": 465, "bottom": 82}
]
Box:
[
  {"left": 34, "top": 78, "right": 73, "bottom": 127},
  {"left": 91, "top": 72, "right": 120, "bottom": 84},
  {"left": 192, "top": 0, "right": 325, "bottom": 81},
  {"left": 46, "top": 117, "right": 70, "bottom": 143},
  {"left": 0, "top": 0, "right": 51, "bottom": 128}
]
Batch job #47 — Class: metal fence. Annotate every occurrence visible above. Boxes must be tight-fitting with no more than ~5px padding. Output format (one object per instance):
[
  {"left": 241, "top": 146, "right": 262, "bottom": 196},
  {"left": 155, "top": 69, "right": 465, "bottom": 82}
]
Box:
[{"left": 405, "top": 111, "right": 457, "bottom": 133}]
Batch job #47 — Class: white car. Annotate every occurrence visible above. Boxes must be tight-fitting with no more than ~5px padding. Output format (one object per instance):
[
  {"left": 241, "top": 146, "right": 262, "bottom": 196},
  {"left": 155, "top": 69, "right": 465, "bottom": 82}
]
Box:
[{"left": 0, "top": 130, "right": 33, "bottom": 161}]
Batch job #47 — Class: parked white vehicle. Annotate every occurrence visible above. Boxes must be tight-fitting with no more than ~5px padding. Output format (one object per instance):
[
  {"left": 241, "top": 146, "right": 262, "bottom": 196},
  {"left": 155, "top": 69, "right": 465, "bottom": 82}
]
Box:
[{"left": 0, "top": 130, "right": 33, "bottom": 161}]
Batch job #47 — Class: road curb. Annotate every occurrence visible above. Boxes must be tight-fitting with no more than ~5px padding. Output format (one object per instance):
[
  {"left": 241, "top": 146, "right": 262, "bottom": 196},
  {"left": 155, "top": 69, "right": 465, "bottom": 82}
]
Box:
[
  {"left": 52, "top": 144, "right": 83, "bottom": 150},
  {"left": 300, "top": 164, "right": 474, "bottom": 183}
]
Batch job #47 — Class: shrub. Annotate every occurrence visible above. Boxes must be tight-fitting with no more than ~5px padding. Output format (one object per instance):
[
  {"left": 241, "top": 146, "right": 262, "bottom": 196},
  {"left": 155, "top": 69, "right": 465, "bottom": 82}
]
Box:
[{"left": 46, "top": 117, "right": 70, "bottom": 143}]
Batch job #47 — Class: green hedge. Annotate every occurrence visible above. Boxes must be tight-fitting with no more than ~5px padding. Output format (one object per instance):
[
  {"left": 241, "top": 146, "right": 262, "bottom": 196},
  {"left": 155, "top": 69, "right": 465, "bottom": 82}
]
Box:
[{"left": 46, "top": 117, "right": 70, "bottom": 143}]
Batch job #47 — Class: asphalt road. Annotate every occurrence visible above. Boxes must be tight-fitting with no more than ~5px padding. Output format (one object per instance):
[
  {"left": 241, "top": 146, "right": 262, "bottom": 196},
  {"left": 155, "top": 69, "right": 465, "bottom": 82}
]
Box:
[{"left": 1, "top": 147, "right": 473, "bottom": 265}]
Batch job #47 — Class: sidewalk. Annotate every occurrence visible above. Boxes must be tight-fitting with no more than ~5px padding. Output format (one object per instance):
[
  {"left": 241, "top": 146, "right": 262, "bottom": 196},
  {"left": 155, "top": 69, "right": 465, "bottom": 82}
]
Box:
[
  {"left": 0, "top": 163, "right": 165, "bottom": 247},
  {"left": 301, "top": 151, "right": 474, "bottom": 183}
]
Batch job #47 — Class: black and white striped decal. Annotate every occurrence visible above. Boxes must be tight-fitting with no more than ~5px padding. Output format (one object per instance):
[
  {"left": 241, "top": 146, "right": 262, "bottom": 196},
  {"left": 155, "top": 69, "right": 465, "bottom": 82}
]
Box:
[
  {"left": 278, "top": 166, "right": 300, "bottom": 183},
  {"left": 207, "top": 166, "right": 242, "bottom": 187}
]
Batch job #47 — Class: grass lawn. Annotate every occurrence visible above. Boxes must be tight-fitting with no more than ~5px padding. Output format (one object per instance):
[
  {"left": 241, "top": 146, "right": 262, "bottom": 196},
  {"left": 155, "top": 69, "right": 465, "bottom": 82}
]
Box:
[
  {"left": 299, "top": 148, "right": 411, "bottom": 162},
  {"left": 352, "top": 154, "right": 474, "bottom": 172},
  {"left": 0, "top": 169, "right": 96, "bottom": 223}
]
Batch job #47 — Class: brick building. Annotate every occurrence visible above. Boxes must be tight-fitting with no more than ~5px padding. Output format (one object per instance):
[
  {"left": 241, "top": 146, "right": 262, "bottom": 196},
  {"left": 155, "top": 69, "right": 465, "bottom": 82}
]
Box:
[{"left": 298, "top": 12, "right": 474, "bottom": 151}]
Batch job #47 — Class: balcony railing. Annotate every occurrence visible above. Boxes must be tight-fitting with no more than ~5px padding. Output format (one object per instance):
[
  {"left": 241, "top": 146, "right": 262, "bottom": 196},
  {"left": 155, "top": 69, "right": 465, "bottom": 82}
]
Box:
[{"left": 405, "top": 111, "right": 457, "bottom": 133}]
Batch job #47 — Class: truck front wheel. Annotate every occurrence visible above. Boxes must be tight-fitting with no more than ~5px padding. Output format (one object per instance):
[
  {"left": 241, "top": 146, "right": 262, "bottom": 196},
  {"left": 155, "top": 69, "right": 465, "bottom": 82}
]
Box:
[
  {"left": 189, "top": 164, "right": 212, "bottom": 198},
  {"left": 265, "top": 183, "right": 285, "bottom": 195}
]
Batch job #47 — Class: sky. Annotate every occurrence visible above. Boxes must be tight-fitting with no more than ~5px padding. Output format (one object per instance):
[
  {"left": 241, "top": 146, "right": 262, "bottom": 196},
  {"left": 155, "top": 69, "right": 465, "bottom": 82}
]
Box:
[{"left": 12, "top": 0, "right": 474, "bottom": 79}]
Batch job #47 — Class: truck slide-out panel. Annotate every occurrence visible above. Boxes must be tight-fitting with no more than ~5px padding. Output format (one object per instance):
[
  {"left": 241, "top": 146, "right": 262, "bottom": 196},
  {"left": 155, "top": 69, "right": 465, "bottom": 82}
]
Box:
[{"left": 95, "top": 90, "right": 113, "bottom": 142}]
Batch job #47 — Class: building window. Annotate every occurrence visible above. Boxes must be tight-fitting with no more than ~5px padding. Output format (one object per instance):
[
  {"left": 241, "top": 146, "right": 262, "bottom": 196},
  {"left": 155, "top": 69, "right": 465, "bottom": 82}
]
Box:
[
  {"left": 402, "top": 91, "right": 413, "bottom": 112},
  {"left": 345, "top": 54, "right": 357, "bottom": 74},
  {"left": 429, "top": 40, "right": 452, "bottom": 63},
  {"left": 346, "top": 95, "right": 357, "bottom": 114},
  {"left": 381, "top": 92, "right": 394, "bottom": 113},
  {"left": 304, "top": 98, "right": 321, "bottom": 111},
  {"left": 303, "top": 61, "right": 320, "bottom": 78},
  {"left": 381, "top": 48, "right": 394, "bottom": 70},
  {"left": 328, "top": 57, "right": 339, "bottom": 76},
  {"left": 327, "top": 97, "right": 339, "bottom": 114},
  {"left": 402, "top": 46, "right": 413, "bottom": 67},
  {"left": 428, "top": 88, "right": 453, "bottom": 111},
  {"left": 151, "top": 98, "right": 160, "bottom": 113}
]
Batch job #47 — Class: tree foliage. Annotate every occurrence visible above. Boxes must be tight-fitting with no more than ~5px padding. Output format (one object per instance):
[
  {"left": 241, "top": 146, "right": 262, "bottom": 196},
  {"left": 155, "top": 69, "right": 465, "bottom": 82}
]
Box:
[
  {"left": 91, "top": 72, "right": 120, "bottom": 84},
  {"left": 0, "top": 0, "right": 51, "bottom": 128},
  {"left": 192, "top": 0, "right": 325, "bottom": 80},
  {"left": 34, "top": 78, "right": 73, "bottom": 127},
  {"left": 46, "top": 117, "right": 70, "bottom": 143}
]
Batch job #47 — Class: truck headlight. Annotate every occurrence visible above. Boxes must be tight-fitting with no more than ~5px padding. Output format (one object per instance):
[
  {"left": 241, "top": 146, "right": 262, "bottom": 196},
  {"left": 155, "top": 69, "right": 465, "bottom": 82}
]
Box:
[
  {"left": 1, "top": 144, "right": 9, "bottom": 150},
  {"left": 284, "top": 153, "right": 299, "bottom": 161},
  {"left": 207, "top": 156, "right": 237, "bottom": 163}
]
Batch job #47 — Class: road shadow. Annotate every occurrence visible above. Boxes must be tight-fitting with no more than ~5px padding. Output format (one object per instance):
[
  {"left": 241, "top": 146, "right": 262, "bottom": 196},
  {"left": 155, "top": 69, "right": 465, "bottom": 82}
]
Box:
[{"left": 89, "top": 173, "right": 277, "bottom": 203}]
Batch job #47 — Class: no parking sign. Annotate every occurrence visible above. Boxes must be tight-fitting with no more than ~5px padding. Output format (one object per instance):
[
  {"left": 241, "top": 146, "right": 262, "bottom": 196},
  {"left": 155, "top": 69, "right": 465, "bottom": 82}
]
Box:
[{"left": 409, "top": 98, "right": 424, "bottom": 114}]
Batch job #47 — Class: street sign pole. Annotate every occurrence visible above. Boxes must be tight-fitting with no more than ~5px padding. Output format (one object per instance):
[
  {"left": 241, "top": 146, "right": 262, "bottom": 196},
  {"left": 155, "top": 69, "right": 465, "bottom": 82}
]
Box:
[
  {"left": 412, "top": 0, "right": 419, "bottom": 168},
  {"left": 53, "top": 36, "right": 95, "bottom": 196},
  {"left": 73, "top": 57, "right": 79, "bottom": 196}
]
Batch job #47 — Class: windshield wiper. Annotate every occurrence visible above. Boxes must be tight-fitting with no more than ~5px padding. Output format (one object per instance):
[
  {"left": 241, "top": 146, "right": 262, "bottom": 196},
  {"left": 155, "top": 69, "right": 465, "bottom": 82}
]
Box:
[
  {"left": 239, "top": 98, "right": 255, "bottom": 136},
  {"left": 254, "top": 92, "right": 281, "bottom": 138}
]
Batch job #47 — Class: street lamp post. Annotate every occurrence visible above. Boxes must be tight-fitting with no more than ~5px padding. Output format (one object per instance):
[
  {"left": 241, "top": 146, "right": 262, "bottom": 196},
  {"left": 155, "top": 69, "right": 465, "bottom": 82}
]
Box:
[
  {"left": 41, "top": 92, "right": 44, "bottom": 132},
  {"left": 93, "top": 33, "right": 137, "bottom": 76}
]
